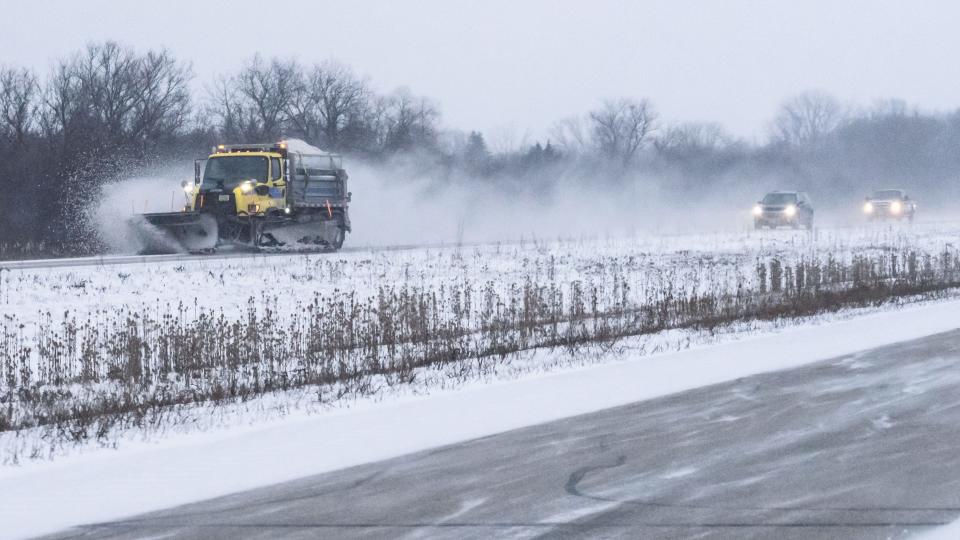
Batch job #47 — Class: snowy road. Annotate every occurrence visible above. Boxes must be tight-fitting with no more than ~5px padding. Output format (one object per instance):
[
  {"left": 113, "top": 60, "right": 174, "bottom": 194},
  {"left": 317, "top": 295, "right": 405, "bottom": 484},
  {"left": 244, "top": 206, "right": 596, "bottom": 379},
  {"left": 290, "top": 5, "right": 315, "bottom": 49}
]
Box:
[
  {"left": 2, "top": 218, "right": 956, "bottom": 272},
  {"left": 0, "top": 243, "right": 439, "bottom": 271},
  {"left": 41, "top": 330, "right": 960, "bottom": 539}
]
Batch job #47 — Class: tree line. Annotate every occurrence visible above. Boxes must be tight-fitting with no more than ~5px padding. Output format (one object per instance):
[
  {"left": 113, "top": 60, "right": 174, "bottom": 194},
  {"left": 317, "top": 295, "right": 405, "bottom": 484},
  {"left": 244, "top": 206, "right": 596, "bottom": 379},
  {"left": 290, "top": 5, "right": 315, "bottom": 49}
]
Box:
[{"left": 3, "top": 41, "right": 960, "bottom": 252}]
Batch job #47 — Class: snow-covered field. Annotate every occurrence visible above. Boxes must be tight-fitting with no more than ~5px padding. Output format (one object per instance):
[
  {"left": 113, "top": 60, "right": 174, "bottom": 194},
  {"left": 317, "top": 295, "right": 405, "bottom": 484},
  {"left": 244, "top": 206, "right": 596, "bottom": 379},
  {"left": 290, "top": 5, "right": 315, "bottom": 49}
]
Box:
[
  {"left": 2, "top": 222, "right": 960, "bottom": 537},
  {"left": 0, "top": 220, "right": 956, "bottom": 448},
  {"left": 2, "top": 221, "right": 959, "bottom": 408}
]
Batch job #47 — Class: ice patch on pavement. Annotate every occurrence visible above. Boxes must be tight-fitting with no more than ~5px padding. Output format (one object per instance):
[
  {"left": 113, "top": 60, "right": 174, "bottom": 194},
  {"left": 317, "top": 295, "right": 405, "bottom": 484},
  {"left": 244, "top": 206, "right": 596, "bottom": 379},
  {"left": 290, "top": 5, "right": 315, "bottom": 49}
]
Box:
[
  {"left": 433, "top": 497, "right": 487, "bottom": 526},
  {"left": 539, "top": 501, "right": 619, "bottom": 524},
  {"left": 660, "top": 467, "right": 698, "bottom": 479},
  {"left": 846, "top": 360, "right": 874, "bottom": 370},
  {"left": 871, "top": 414, "right": 893, "bottom": 430}
]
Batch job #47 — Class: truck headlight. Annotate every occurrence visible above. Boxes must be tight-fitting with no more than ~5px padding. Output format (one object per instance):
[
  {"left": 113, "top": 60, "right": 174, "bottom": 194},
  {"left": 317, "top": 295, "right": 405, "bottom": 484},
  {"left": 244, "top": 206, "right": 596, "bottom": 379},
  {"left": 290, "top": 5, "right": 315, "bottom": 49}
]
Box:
[
  {"left": 891, "top": 201, "right": 902, "bottom": 214},
  {"left": 752, "top": 205, "right": 762, "bottom": 216},
  {"left": 240, "top": 181, "right": 254, "bottom": 194},
  {"left": 784, "top": 204, "right": 797, "bottom": 217},
  {"left": 182, "top": 181, "right": 195, "bottom": 194},
  {"left": 863, "top": 202, "right": 873, "bottom": 214}
]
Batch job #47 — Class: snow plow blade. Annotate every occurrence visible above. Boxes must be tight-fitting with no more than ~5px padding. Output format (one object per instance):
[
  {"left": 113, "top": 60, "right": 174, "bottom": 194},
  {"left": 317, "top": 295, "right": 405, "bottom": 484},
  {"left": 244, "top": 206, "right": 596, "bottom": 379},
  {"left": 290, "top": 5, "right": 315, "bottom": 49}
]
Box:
[{"left": 130, "top": 212, "right": 218, "bottom": 254}]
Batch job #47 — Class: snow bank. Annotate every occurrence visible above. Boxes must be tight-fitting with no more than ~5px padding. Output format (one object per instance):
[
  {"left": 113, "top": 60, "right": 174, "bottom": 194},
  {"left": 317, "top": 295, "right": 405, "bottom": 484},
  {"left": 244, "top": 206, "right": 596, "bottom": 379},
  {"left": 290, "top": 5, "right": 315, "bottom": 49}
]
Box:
[
  {"left": 283, "top": 137, "right": 327, "bottom": 155},
  {"left": 2, "top": 297, "right": 960, "bottom": 539}
]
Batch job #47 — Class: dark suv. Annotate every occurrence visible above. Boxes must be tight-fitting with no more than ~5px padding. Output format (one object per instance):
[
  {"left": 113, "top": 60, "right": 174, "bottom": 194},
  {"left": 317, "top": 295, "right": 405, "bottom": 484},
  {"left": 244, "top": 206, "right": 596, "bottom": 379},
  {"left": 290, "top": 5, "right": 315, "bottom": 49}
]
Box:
[
  {"left": 863, "top": 189, "right": 916, "bottom": 222},
  {"left": 753, "top": 191, "right": 814, "bottom": 230}
]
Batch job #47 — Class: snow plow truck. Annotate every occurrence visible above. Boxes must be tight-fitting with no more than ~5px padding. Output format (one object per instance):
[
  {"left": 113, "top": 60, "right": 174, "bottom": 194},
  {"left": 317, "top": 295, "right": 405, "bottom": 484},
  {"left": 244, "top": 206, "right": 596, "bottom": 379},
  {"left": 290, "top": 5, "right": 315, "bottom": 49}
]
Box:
[{"left": 133, "top": 140, "right": 350, "bottom": 253}]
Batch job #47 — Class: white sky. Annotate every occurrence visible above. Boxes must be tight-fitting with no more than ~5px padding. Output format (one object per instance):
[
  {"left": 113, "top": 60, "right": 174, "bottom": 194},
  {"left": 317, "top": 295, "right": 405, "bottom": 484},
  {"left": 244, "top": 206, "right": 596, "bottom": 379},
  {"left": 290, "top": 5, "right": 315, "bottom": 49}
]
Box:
[{"left": 2, "top": 0, "right": 959, "bottom": 142}]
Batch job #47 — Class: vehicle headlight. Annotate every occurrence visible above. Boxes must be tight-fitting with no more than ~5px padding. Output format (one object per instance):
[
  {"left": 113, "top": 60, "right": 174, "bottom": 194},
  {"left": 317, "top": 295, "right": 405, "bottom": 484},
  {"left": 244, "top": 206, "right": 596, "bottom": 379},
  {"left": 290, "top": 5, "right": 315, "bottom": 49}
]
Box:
[
  {"left": 240, "top": 181, "right": 254, "bottom": 194},
  {"left": 752, "top": 205, "right": 762, "bottom": 216},
  {"left": 863, "top": 202, "right": 873, "bottom": 213},
  {"left": 784, "top": 204, "right": 797, "bottom": 217},
  {"left": 182, "top": 181, "right": 195, "bottom": 194},
  {"left": 891, "top": 201, "right": 902, "bottom": 213}
]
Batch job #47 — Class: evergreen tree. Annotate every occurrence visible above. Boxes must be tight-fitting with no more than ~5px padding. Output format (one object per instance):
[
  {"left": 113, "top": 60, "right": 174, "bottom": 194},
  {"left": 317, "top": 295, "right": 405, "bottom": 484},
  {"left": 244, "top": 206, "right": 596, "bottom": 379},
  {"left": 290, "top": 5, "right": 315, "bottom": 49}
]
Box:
[{"left": 463, "top": 131, "right": 491, "bottom": 173}]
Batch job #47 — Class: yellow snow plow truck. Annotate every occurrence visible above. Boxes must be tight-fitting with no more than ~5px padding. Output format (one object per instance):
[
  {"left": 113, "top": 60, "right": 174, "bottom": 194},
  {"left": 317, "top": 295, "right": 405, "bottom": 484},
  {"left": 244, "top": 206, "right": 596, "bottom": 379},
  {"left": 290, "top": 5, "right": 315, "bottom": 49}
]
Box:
[{"left": 133, "top": 140, "right": 350, "bottom": 253}]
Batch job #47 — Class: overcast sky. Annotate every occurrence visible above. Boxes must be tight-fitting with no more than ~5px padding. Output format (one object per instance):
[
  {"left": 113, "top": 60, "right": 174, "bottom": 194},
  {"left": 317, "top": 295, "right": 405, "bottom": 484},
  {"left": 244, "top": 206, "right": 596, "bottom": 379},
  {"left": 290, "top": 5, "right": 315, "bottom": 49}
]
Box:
[{"left": 2, "top": 0, "right": 959, "bottom": 143}]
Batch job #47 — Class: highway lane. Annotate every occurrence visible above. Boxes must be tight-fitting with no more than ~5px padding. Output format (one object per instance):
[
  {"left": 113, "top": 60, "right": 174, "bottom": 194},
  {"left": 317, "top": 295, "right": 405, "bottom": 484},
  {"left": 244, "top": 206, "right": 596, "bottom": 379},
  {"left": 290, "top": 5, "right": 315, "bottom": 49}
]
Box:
[
  {"left": 4, "top": 218, "right": 957, "bottom": 272},
  {"left": 40, "top": 330, "right": 960, "bottom": 539}
]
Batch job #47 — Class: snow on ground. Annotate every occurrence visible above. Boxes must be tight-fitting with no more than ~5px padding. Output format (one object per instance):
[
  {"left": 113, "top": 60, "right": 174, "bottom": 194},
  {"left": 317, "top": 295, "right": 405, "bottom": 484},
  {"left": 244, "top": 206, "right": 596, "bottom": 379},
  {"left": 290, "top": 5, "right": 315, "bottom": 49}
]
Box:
[
  {"left": 919, "top": 518, "right": 960, "bottom": 539},
  {"left": 2, "top": 220, "right": 957, "bottom": 332},
  {"left": 2, "top": 295, "right": 960, "bottom": 539},
  {"left": 3, "top": 222, "right": 960, "bottom": 537}
]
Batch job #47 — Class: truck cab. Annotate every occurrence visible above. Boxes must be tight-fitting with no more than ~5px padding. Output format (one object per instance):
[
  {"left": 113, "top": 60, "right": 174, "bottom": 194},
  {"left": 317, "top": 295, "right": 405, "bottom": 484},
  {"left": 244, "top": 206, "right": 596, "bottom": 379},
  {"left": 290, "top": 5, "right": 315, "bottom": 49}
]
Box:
[{"left": 188, "top": 145, "right": 287, "bottom": 218}]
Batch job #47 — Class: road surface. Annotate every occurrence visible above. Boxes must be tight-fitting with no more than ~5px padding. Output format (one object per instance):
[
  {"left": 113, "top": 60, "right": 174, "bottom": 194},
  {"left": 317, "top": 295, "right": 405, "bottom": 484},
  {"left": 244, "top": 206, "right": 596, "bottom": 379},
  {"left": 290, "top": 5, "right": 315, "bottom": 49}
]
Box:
[
  {"left": 6, "top": 218, "right": 955, "bottom": 272},
  {"left": 41, "top": 330, "right": 960, "bottom": 539},
  {"left": 0, "top": 242, "right": 446, "bottom": 271}
]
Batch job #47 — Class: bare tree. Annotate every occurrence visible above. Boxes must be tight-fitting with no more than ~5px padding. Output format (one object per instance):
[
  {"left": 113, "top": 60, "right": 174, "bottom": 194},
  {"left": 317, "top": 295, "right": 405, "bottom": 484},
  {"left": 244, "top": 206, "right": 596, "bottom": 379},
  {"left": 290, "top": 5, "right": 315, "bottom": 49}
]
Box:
[
  {"left": 770, "top": 90, "right": 844, "bottom": 146},
  {"left": 868, "top": 98, "right": 910, "bottom": 119},
  {"left": 206, "top": 74, "right": 268, "bottom": 142},
  {"left": 75, "top": 42, "right": 143, "bottom": 138},
  {"left": 550, "top": 116, "right": 590, "bottom": 156},
  {"left": 380, "top": 87, "right": 440, "bottom": 152},
  {"left": 486, "top": 124, "right": 530, "bottom": 155},
  {"left": 589, "top": 98, "right": 657, "bottom": 166},
  {"left": 131, "top": 50, "right": 192, "bottom": 142},
  {"left": 41, "top": 58, "right": 88, "bottom": 146},
  {"left": 0, "top": 66, "right": 39, "bottom": 145},
  {"left": 209, "top": 55, "right": 301, "bottom": 141},
  {"left": 41, "top": 42, "right": 191, "bottom": 147},
  {"left": 242, "top": 55, "right": 301, "bottom": 139},
  {"left": 286, "top": 61, "right": 372, "bottom": 151},
  {"left": 655, "top": 122, "right": 732, "bottom": 156}
]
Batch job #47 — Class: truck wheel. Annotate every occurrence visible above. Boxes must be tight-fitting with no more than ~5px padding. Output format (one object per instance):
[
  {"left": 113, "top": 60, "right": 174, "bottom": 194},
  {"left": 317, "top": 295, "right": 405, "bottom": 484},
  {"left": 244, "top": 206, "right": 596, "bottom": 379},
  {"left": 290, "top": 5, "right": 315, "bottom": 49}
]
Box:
[
  {"left": 332, "top": 227, "right": 345, "bottom": 250},
  {"left": 330, "top": 218, "right": 346, "bottom": 250}
]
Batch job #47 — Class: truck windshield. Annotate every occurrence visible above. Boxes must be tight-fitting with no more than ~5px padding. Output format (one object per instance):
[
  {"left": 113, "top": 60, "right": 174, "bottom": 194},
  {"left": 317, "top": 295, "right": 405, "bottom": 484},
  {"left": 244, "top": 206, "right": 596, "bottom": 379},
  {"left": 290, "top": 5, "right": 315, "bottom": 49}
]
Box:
[
  {"left": 202, "top": 156, "right": 268, "bottom": 189},
  {"left": 762, "top": 193, "right": 798, "bottom": 205}
]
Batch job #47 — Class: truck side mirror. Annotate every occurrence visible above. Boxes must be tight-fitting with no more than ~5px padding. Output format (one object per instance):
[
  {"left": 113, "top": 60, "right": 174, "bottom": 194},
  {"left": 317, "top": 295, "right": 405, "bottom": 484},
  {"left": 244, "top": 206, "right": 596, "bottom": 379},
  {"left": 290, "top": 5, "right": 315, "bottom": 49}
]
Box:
[{"left": 194, "top": 159, "right": 205, "bottom": 184}]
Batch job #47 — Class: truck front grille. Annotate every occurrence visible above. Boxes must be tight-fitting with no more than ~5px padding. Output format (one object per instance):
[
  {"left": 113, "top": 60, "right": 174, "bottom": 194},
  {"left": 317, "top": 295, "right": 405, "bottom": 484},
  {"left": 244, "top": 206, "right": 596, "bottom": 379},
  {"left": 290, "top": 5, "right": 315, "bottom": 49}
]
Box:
[{"left": 199, "top": 191, "right": 235, "bottom": 215}]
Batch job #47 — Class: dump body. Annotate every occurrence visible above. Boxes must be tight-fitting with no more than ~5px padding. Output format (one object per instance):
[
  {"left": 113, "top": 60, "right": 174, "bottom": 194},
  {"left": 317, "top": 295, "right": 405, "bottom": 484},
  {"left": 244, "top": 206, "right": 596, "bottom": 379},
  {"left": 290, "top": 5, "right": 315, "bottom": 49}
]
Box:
[{"left": 285, "top": 150, "right": 351, "bottom": 231}]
